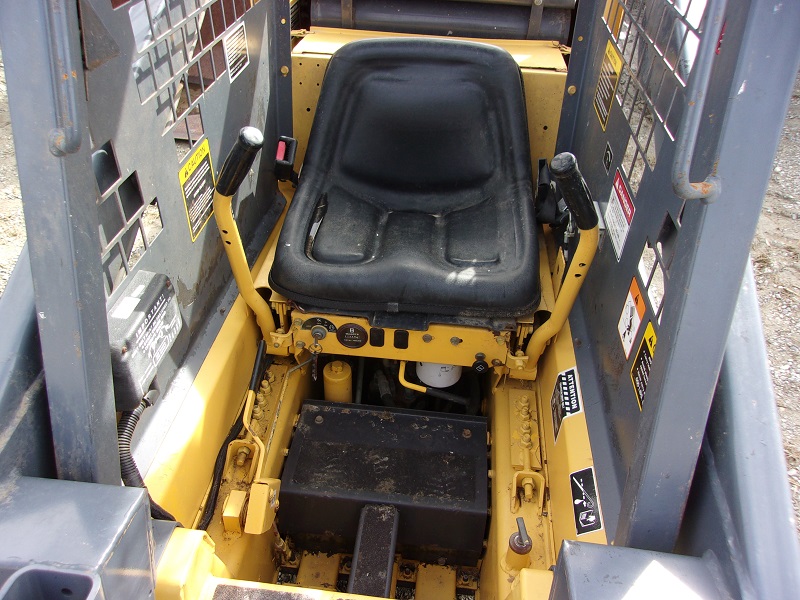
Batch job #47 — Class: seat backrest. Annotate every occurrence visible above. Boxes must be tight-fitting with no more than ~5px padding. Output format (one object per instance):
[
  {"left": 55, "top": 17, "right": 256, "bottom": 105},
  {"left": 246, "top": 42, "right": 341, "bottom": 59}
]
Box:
[{"left": 303, "top": 38, "right": 533, "bottom": 213}]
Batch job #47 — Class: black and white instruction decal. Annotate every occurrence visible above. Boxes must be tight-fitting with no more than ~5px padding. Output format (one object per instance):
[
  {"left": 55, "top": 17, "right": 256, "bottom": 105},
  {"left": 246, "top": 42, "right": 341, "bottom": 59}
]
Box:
[
  {"left": 550, "top": 367, "right": 583, "bottom": 443},
  {"left": 631, "top": 321, "right": 657, "bottom": 410},
  {"left": 570, "top": 466, "right": 603, "bottom": 535},
  {"left": 224, "top": 22, "right": 249, "bottom": 82},
  {"left": 134, "top": 291, "right": 182, "bottom": 372},
  {"left": 604, "top": 170, "right": 635, "bottom": 260}
]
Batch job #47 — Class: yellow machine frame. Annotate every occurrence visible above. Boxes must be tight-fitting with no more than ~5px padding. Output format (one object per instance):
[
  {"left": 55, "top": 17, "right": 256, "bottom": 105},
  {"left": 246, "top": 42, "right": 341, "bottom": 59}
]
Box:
[{"left": 151, "top": 28, "right": 605, "bottom": 600}]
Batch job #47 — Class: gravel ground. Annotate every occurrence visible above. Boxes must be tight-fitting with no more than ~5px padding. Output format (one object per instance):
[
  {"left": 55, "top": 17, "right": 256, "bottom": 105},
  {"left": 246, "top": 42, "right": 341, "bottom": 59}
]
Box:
[
  {"left": 751, "top": 74, "right": 800, "bottom": 531},
  {"left": 0, "top": 53, "right": 24, "bottom": 289},
  {"left": 0, "top": 51, "right": 798, "bottom": 536}
]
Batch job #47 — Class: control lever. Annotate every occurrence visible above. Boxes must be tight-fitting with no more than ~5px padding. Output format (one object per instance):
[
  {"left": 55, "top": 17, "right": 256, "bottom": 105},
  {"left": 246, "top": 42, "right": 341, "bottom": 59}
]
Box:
[
  {"left": 504, "top": 517, "right": 533, "bottom": 572},
  {"left": 213, "top": 127, "right": 277, "bottom": 337},
  {"left": 522, "top": 152, "right": 599, "bottom": 374},
  {"left": 509, "top": 517, "right": 533, "bottom": 554},
  {"left": 549, "top": 152, "right": 599, "bottom": 231}
]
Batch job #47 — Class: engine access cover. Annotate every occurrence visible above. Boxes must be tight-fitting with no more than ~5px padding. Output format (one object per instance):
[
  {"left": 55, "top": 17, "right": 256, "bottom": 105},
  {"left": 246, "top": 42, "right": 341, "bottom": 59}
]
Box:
[{"left": 278, "top": 401, "right": 488, "bottom": 565}]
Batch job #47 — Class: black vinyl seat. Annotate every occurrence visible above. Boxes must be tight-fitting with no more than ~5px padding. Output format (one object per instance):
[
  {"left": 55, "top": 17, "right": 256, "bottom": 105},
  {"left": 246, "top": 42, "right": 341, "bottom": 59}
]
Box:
[{"left": 269, "top": 38, "right": 540, "bottom": 318}]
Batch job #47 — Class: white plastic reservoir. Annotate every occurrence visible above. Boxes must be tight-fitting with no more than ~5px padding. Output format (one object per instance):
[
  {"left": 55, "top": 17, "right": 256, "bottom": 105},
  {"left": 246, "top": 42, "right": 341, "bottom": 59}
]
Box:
[{"left": 417, "top": 362, "right": 462, "bottom": 388}]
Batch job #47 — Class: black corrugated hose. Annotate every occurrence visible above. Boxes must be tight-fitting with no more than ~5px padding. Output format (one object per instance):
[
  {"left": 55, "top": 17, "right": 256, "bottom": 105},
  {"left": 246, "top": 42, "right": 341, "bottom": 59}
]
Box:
[
  {"left": 198, "top": 340, "right": 271, "bottom": 530},
  {"left": 117, "top": 390, "right": 180, "bottom": 524}
]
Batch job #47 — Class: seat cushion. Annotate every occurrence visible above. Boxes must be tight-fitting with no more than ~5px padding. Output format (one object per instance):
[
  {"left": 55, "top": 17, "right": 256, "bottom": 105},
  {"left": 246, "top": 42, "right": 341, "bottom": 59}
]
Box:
[{"left": 269, "top": 38, "right": 539, "bottom": 317}]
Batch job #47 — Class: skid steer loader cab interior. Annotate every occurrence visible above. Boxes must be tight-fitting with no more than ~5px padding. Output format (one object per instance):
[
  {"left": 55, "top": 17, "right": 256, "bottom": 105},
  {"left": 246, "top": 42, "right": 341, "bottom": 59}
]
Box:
[{"left": 0, "top": 1, "right": 799, "bottom": 600}]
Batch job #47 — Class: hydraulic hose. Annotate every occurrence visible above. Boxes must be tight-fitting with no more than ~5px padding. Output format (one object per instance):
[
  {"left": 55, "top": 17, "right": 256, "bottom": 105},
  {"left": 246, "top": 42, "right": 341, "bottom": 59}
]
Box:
[{"left": 117, "top": 391, "right": 179, "bottom": 523}]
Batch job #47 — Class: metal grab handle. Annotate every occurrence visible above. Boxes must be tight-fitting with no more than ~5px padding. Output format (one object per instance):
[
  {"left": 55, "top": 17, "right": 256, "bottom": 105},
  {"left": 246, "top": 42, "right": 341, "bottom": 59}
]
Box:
[
  {"left": 671, "top": 0, "right": 728, "bottom": 202},
  {"left": 46, "top": 0, "right": 82, "bottom": 156}
]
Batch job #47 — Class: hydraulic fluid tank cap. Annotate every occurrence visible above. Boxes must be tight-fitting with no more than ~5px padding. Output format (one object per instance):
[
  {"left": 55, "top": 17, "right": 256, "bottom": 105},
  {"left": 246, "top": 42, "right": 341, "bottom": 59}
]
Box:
[{"left": 417, "top": 362, "right": 462, "bottom": 388}]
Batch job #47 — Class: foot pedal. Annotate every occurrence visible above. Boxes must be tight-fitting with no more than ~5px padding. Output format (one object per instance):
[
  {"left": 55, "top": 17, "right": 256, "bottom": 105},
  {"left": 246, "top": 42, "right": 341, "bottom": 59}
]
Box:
[{"left": 347, "top": 505, "right": 399, "bottom": 597}]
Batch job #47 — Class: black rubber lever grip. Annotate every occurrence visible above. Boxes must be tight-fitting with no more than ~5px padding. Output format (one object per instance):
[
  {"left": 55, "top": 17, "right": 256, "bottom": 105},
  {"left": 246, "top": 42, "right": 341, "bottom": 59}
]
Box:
[
  {"left": 216, "top": 127, "right": 264, "bottom": 197},
  {"left": 549, "top": 152, "right": 599, "bottom": 231}
]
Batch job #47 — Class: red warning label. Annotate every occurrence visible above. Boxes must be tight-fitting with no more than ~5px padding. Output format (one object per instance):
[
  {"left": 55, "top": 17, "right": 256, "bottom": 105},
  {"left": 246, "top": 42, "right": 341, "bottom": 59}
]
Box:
[{"left": 605, "top": 170, "right": 635, "bottom": 260}]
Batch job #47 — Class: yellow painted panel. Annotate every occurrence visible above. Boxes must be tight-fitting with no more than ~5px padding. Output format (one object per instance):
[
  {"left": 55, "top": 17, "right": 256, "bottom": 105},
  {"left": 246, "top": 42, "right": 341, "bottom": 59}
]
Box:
[
  {"left": 143, "top": 294, "right": 259, "bottom": 527},
  {"left": 482, "top": 376, "right": 553, "bottom": 600},
  {"left": 522, "top": 69, "right": 567, "bottom": 162},
  {"left": 291, "top": 312, "right": 510, "bottom": 367},
  {"left": 415, "top": 564, "right": 457, "bottom": 600},
  {"left": 296, "top": 552, "right": 341, "bottom": 590},
  {"left": 156, "top": 528, "right": 231, "bottom": 600},
  {"left": 142, "top": 194, "right": 284, "bottom": 524},
  {"left": 536, "top": 323, "right": 608, "bottom": 550},
  {"left": 506, "top": 568, "right": 554, "bottom": 600},
  {"left": 295, "top": 27, "right": 567, "bottom": 70}
]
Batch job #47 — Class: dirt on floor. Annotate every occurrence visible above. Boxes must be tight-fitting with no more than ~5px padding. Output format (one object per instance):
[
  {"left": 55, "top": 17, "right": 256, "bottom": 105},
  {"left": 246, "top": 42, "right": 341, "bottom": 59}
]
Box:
[{"left": 0, "top": 50, "right": 798, "bottom": 536}]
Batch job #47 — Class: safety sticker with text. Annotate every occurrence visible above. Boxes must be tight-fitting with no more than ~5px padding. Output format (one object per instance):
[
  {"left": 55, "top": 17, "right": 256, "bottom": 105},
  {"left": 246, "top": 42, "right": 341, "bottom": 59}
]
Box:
[
  {"left": 593, "top": 40, "right": 623, "bottom": 131},
  {"left": 570, "top": 466, "right": 603, "bottom": 535},
  {"left": 551, "top": 367, "right": 583, "bottom": 443},
  {"left": 605, "top": 170, "right": 635, "bottom": 260},
  {"left": 180, "top": 138, "right": 215, "bottom": 242},
  {"left": 224, "top": 22, "right": 249, "bottom": 82},
  {"left": 631, "top": 321, "right": 657, "bottom": 409},
  {"left": 618, "top": 277, "right": 646, "bottom": 359}
]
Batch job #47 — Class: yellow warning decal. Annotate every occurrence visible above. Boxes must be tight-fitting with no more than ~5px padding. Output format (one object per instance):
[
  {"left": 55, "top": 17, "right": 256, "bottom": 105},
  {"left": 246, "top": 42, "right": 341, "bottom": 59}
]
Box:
[
  {"left": 631, "top": 321, "right": 657, "bottom": 410},
  {"left": 593, "top": 40, "right": 623, "bottom": 131},
  {"left": 179, "top": 139, "right": 215, "bottom": 242}
]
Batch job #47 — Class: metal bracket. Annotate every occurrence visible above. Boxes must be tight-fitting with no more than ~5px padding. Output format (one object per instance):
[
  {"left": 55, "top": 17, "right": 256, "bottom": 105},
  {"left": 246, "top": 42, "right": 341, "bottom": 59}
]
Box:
[
  {"left": 228, "top": 439, "right": 259, "bottom": 483},
  {"left": 341, "top": 0, "right": 354, "bottom": 28},
  {"left": 269, "top": 328, "right": 293, "bottom": 352},
  {"left": 511, "top": 469, "right": 546, "bottom": 515},
  {"left": 244, "top": 478, "right": 282, "bottom": 535},
  {"left": 526, "top": 0, "right": 544, "bottom": 40}
]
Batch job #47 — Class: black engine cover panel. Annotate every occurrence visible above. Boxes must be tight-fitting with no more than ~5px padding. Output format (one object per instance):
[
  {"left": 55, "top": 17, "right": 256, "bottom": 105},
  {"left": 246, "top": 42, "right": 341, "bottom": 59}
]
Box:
[{"left": 278, "top": 400, "right": 489, "bottom": 565}]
